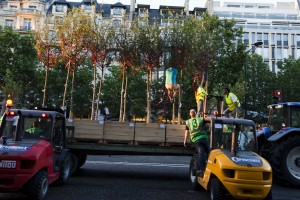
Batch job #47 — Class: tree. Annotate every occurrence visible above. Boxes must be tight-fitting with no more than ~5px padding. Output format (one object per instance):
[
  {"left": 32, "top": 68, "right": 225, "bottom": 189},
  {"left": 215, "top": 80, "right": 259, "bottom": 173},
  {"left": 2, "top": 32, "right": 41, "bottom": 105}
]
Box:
[
  {"left": 56, "top": 7, "right": 93, "bottom": 119},
  {"left": 133, "top": 16, "right": 165, "bottom": 123},
  {"left": 35, "top": 18, "right": 61, "bottom": 107}
]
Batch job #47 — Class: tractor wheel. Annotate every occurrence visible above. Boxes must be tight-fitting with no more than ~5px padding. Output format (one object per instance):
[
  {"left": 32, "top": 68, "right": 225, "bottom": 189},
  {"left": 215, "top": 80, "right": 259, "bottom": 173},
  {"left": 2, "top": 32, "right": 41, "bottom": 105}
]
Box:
[
  {"left": 69, "top": 152, "right": 79, "bottom": 176},
  {"left": 58, "top": 152, "right": 71, "bottom": 184},
  {"left": 78, "top": 153, "right": 87, "bottom": 168},
  {"left": 27, "top": 170, "right": 49, "bottom": 200},
  {"left": 189, "top": 156, "right": 200, "bottom": 190},
  {"left": 210, "top": 178, "right": 223, "bottom": 200},
  {"left": 269, "top": 135, "right": 300, "bottom": 186}
]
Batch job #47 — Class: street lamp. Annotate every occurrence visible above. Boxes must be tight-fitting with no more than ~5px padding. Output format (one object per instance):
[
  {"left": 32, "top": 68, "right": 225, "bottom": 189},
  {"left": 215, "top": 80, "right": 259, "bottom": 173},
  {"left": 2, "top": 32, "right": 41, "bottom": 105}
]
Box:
[{"left": 244, "top": 41, "right": 263, "bottom": 118}]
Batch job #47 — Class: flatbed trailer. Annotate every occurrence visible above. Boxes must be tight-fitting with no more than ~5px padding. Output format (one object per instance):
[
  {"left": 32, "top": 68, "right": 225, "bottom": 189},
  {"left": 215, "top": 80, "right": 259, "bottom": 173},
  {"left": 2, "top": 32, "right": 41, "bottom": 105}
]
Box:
[{"left": 65, "top": 119, "right": 194, "bottom": 174}]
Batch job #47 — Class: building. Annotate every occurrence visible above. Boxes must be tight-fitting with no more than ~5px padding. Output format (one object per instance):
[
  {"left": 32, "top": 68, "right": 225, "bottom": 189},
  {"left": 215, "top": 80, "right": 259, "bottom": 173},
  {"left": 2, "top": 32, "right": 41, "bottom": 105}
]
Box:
[{"left": 206, "top": 0, "right": 300, "bottom": 72}]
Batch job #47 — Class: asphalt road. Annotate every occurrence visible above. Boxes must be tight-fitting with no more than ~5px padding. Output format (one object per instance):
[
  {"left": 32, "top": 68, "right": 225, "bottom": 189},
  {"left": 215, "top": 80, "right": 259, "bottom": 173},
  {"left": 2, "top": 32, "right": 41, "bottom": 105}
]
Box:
[{"left": 1, "top": 155, "right": 300, "bottom": 200}]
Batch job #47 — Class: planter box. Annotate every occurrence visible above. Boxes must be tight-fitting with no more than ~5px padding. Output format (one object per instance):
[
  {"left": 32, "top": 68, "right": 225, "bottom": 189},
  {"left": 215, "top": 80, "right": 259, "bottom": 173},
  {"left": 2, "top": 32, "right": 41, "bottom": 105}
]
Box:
[
  {"left": 134, "top": 123, "right": 166, "bottom": 145},
  {"left": 103, "top": 121, "right": 134, "bottom": 144}
]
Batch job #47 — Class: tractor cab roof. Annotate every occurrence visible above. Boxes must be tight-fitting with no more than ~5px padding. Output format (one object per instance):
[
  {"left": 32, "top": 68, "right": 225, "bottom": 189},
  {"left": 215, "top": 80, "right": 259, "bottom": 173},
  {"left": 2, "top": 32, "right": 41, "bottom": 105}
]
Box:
[{"left": 7, "top": 109, "right": 65, "bottom": 119}]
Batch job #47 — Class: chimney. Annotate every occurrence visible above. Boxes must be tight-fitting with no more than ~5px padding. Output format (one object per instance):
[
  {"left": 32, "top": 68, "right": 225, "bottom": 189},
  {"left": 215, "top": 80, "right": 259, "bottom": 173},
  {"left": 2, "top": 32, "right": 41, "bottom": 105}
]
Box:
[
  {"left": 130, "top": 0, "right": 136, "bottom": 21},
  {"left": 184, "top": 0, "right": 190, "bottom": 14}
]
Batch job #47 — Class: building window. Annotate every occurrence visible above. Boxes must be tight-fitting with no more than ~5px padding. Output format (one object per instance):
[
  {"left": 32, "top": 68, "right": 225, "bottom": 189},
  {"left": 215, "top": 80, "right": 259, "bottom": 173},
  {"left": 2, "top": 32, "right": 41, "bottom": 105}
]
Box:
[
  {"left": 258, "top": 6, "right": 270, "bottom": 9},
  {"left": 292, "top": 48, "right": 295, "bottom": 59},
  {"left": 287, "top": 15, "right": 297, "bottom": 20},
  {"left": 23, "top": 19, "right": 31, "bottom": 31},
  {"left": 296, "top": 49, "right": 300, "bottom": 59},
  {"left": 244, "top": 13, "right": 254, "bottom": 18},
  {"left": 112, "top": 19, "right": 121, "bottom": 27},
  {"left": 232, "top": 12, "right": 243, "bottom": 18},
  {"left": 256, "top": 14, "right": 267, "bottom": 19},
  {"left": 113, "top": 7, "right": 123, "bottom": 17},
  {"left": 297, "top": 35, "right": 300, "bottom": 46},
  {"left": 84, "top": 4, "right": 92, "bottom": 10},
  {"left": 227, "top": 4, "right": 240, "bottom": 7},
  {"left": 263, "top": 48, "right": 269, "bottom": 59},
  {"left": 283, "top": 34, "right": 288, "bottom": 46},
  {"left": 277, "top": 34, "right": 282, "bottom": 46},
  {"left": 291, "top": 34, "right": 295, "bottom": 46},
  {"left": 271, "top": 33, "right": 275, "bottom": 45},
  {"left": 251, "top": 32, "right": 255, "bottom": 44},
  {"left": 277, "top": 48, "right": 282, "bottom": 59},
  {"left": 55, "top": 4, "right": 64, "bottom": 12},
  {"left": 272, "top": 47, "right": 275, "bottom": 59},
  {"left": 257, "top": 32, "right": 262, "bottom": 42},
  {"left": 29, "top": 6, "right": 37, "bottom": 9},
  {"left": 10, "top": 5, "right": 17, "bottom": 9},
  {"left": 244, "top": 32, "right": 249, "bottom": 45},
  {"left": 283, "top": 48, "right": 288, "bottom": 59},
  {"left": 245, "top": 5, "right": 254, "bottom": 8},
  {"left": 263, "top": 33, "right": 268, "bottom": 45},
  {"left": 138, "top": 8, "right": 148, "bottom": 17},
  {"left": 5, "top": 19, "right": 13, "bottom": 28}
]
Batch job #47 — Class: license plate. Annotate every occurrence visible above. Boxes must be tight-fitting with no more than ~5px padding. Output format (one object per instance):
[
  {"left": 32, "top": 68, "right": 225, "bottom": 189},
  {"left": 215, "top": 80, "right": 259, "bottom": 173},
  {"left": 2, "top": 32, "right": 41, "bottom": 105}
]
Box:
[{"left": 0, "top": 160, "right": 17, "bottom": 169}]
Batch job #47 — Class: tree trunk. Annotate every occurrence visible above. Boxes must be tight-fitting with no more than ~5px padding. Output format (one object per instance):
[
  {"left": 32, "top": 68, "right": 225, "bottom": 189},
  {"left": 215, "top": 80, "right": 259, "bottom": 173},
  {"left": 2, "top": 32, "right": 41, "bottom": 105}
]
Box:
[
  {"left": 177, "top": 68, "right": 183, "bottom": 124},
  {"left": 96, "top": 65, "right": 105, "bottom": 120},
  {"left": 122, "top": 73, "right": 128, "bottom": 122},
  {"left": 42, "top": 68, "right": 48, "bottom": 108},
  {"left": 146, "top": 70, "right": 152, "bottom": 123},
  {"left": 119, "top": 67, "right": 125, "bottom": 122},
  {"left": 62, "top": 63, "right": 70, "bottom": 110},
  {"left": 91, "top": 63, "right": 97, "bottom": 120},
  {"left": 69, "top": 70, "right": 75, "bottom": 120}
]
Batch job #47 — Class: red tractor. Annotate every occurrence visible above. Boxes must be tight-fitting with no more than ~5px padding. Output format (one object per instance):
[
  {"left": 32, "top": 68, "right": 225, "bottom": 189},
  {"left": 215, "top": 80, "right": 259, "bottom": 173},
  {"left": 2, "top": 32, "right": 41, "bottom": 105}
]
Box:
[{"left": 0, "top": 109, "right": 71, "bottom": 200}]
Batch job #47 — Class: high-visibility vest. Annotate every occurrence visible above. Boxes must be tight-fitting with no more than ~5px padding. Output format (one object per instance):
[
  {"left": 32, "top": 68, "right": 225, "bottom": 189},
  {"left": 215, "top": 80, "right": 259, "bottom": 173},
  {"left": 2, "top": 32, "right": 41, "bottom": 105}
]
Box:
[
  {"left": 225, "top": 92, "right": 241, "bottom": 111},
  {"left": 185, "top": 117, "right": 208, "bottom": 143},
  {"left": 195, "top": 87, "right": 207, "bottom": 102}
]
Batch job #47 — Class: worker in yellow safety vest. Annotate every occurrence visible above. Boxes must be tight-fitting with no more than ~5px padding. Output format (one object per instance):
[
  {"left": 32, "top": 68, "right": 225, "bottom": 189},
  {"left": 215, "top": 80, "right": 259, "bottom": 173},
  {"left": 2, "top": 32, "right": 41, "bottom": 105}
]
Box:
[
  {"left": 193, "top": 78, "right": 207, "bottom": 117},
  {"left": 223, "top": 87, "right": 241, "bottom": 118}
]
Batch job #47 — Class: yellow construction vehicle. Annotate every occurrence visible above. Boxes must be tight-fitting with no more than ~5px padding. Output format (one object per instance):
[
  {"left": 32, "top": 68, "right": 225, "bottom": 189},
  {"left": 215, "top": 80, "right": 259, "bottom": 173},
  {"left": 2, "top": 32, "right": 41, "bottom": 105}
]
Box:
[{"left": 189, "top": 117, "right": 272, "bottom": 200}]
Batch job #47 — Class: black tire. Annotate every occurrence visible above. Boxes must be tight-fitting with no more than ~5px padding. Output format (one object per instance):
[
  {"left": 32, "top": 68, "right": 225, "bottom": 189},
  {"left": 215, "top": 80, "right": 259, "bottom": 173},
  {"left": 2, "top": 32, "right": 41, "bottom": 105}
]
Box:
[
  {"left": 189, "top": 156, "right": 200, "bottom": 190},
  {"left": 69, "top": 152, "right": 79, "bottom": 176},
  {"left": 27, "top": 170, "right": 48, "bottom": 200},
  {"left": 210, "top": 178, "right": 223, "bottom": 200},
  {"left": 58, "top": 152, "right": 71, "bottom": 184},
  {"left": 78, "top": 153, "right": 87, "bottom": 168},
  {"left": 269, "top": 135, "right": 300, "bottom": 186}
]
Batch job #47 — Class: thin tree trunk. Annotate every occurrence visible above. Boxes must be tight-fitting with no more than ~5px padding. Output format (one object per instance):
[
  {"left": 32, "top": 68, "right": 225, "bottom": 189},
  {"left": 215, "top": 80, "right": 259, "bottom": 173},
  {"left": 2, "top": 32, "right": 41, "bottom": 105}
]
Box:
[
  {"left": 42, "top": 68, "right": 48, "bottom": 108},
  {"left": 91, "top": 62, "right": 97, "bottom": 120},
  {"left": 96, "top": 65, "right": 105, "bottom": 120},
  {"left": 122, "top": 72, "right": 128, "bottom": 122},
  {"left": 69, "top": 70, "right": 75, "bottom": 120},
  {"left": 119, "top": 67, "right": 125, "bottom": 122},
  {"left": 62, "top": 62, "right": 70, "bottom": 110},
  {"left": 146, "top": 70, "right": 152, "bottom": 123},
  {"left": 177, "top": 68, "right": 183, "bottom": 125}
]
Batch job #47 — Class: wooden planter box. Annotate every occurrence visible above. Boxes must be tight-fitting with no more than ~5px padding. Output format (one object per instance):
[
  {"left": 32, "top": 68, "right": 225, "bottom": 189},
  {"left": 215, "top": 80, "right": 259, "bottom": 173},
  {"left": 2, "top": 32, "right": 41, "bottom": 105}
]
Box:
[
  {"left": 134, "top": 123, "right": 166, "bottom": 145},
  {"left": 103, "top": 121, "right": 134, "bottom": 144},
  {"left": 166, "top": 124, "right": 191, "bottom": 146},
  {"left": 72, "top": 119, "right": 103, "bottom": 142}
]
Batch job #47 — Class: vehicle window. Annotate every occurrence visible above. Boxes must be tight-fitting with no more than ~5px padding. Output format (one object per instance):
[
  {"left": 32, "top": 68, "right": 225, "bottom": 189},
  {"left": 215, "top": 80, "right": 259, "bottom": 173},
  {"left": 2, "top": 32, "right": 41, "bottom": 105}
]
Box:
[
  {"left": 23, "top": 117, "right": 52, "bottom": 140},
  {"left": 52, "top": 118, "right": 64, "bottom": 146},
  {"left": 269, "top": 106, "right": 288, "bottom": 131},
  {"left": 290, "top": 107, "right": 300, "bottom": 128},
  {"left": 238, "top": 125, "right": 255, "bottom": 151},
  {"left": 1, "top": 115, "right": 15, "bottom": 139}
]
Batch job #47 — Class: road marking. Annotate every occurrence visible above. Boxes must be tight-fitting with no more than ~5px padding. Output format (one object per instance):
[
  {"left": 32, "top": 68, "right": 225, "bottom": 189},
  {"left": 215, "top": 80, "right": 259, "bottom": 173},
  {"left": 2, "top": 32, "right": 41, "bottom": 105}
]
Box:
[{"left": 86, "top": 161, "right": 189, "bottom": 168}]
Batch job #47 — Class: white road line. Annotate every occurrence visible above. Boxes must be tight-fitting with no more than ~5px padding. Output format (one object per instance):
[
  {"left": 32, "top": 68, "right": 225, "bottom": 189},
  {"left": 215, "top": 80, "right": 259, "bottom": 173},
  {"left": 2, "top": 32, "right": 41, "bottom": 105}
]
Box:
[{"left": 86, "top": 161, "right": 189, "bottom": 168}]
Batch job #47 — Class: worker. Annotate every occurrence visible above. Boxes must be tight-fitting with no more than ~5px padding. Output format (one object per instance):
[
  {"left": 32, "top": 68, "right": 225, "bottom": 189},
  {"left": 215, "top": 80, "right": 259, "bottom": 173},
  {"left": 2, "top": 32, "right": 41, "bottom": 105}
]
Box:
[
  {"left": 165, "top": 66, "right": 180, "bottom": 103},
  {"left": 184, "top": 109, "right": 209, "bottom": 176},
  {"left": 223, "top": 87, "right": 241, "bottom": 118},
  {"left": 193, "top": 77, "right": 207, "bottom": 117}
]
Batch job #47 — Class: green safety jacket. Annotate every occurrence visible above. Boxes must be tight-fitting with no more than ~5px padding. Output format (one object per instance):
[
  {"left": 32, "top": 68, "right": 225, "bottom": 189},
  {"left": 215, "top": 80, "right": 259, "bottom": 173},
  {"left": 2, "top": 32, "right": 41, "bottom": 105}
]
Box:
[{"left": 186, "top": 117, "right": 208, "bottom": 143}]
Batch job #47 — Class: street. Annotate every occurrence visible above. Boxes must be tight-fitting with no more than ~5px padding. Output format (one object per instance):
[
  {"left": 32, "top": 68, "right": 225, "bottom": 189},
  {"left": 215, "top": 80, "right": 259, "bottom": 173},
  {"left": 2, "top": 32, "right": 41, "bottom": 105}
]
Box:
[{"left": 1, "top": 155, "right": 300, "bottom": 200}]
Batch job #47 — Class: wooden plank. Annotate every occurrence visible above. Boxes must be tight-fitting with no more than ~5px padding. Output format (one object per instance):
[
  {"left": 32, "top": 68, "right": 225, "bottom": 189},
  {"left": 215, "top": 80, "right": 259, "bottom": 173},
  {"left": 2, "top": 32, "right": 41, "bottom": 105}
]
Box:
[
  {"left": 134, "top": 123, "right": 166, "bottom": 144},
  {"left": 103, "top": 121, "right": 134, "bottom": 142},
  {"left": 72, "top": 119, "right": 104, "bottom": 141},
  {"left": 166, "top": 124, "right": 191, "bottom": 145}
]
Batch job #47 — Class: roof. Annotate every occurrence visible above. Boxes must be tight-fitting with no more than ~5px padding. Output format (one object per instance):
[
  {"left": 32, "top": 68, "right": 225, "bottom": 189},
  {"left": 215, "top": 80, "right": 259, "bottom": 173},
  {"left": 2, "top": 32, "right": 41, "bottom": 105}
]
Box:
[{"left": 9, "top": 109, "right": 65, "bottom": 119}]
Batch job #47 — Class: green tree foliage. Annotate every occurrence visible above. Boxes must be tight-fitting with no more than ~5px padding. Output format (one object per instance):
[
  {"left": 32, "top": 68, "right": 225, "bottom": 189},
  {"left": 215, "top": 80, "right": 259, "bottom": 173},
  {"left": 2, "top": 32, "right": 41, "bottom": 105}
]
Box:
[
  {"left": 0, "top": 27, "right": 38, "bottom": 106},
  {"left": 277, "top": 57, "right": 300, "bottom": 101}
]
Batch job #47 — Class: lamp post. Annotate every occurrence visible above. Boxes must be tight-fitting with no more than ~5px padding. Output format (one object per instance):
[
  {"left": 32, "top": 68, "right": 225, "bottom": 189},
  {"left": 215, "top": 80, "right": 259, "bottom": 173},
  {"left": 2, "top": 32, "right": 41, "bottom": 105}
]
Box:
[{"left": 244, "top": 41, "right": 263, "bottom": 118}]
